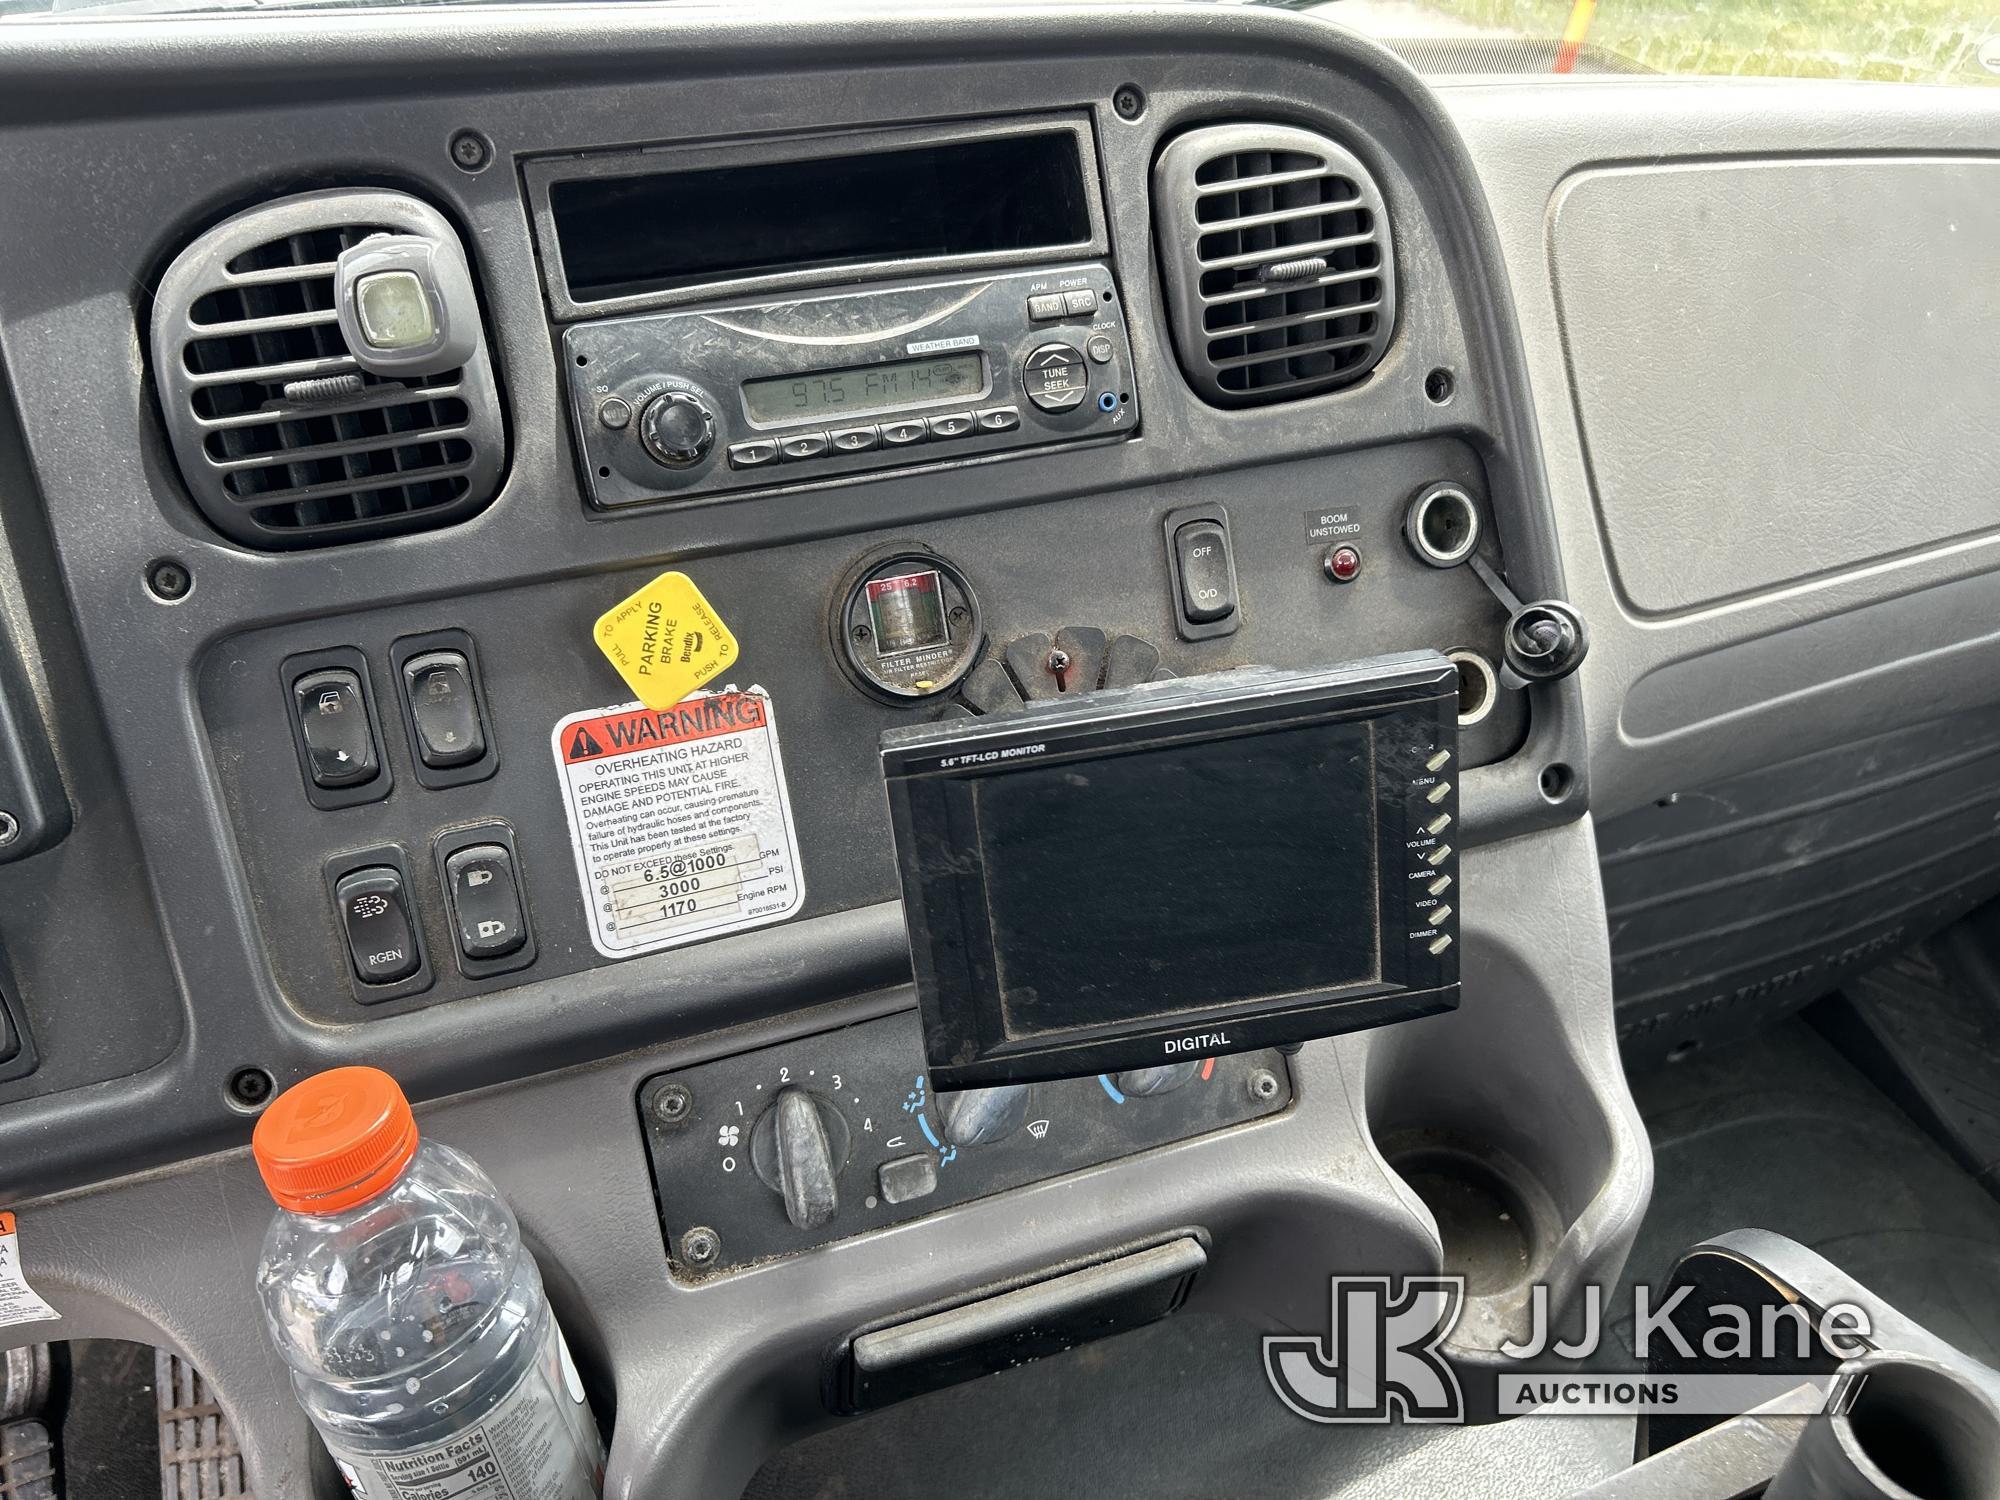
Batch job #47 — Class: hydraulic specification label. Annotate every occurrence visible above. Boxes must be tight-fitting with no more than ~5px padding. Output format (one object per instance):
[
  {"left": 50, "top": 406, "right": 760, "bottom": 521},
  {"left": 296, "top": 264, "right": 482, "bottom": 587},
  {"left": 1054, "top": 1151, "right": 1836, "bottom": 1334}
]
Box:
[{"left": 551, "top": 687, "right": 804, "bottom": 960}]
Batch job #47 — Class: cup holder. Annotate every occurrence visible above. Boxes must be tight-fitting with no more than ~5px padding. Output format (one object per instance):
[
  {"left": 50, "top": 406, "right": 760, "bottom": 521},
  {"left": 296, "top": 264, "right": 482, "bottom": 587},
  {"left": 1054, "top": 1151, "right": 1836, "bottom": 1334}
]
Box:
[
  {"left": 1380, "top": 1132, "right": 1561, "bottom": 1302},
  {"left": 1768, "top": 1351, "right": 2000, "bottom": 1500}
]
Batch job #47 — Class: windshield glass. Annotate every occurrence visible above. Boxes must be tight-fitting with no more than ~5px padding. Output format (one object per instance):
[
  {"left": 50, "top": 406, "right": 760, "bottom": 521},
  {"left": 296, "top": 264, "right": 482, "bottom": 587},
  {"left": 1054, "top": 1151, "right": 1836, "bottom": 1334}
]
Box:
[
  {"left": 1313, "top": 0, "right": 2000, "bottom": 83},
  {"left": 1, "top": 0, "right": 1996, "bottom": 84}
]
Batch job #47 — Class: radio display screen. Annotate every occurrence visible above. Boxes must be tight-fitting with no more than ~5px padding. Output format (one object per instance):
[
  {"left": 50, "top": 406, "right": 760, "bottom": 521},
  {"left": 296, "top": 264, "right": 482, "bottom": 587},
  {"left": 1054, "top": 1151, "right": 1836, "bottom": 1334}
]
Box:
[
  {"left": 973, "top": 723, "right": 1381, "bottom": 1041},
  {"left": 742, "top": 353, "right": 985, "bottom": 425}
]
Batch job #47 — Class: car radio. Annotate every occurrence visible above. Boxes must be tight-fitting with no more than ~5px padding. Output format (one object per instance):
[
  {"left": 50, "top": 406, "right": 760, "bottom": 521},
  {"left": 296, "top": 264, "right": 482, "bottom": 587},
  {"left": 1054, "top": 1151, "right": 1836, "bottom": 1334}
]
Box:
[{"left": 563, "top": 262, "right": 1139, "bottom": 508}]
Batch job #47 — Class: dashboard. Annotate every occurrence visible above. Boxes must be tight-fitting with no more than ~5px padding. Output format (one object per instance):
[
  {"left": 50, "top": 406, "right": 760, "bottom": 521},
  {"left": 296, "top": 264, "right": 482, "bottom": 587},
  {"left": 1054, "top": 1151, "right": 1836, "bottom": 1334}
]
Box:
[{"left": 0, "top": 5, "right": 1994, "bottom": 1496}]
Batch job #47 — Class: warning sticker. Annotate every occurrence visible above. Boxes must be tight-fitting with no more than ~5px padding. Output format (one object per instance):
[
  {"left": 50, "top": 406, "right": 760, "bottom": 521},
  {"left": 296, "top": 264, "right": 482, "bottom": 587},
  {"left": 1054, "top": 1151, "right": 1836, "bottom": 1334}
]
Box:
[
  {"left": 552, "top": 687, "right": 804, "bottom": 960},
  {"left": 0, "top": 1211, "right": 60, "bottom": 1330}
]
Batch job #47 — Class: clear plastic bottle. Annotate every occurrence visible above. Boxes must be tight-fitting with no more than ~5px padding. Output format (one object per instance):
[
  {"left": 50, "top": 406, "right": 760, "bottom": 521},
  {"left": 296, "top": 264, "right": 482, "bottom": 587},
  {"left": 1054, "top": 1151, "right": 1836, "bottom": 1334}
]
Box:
[{"left": 251, "top": 1066, "right": 605, "bottom": 1500}]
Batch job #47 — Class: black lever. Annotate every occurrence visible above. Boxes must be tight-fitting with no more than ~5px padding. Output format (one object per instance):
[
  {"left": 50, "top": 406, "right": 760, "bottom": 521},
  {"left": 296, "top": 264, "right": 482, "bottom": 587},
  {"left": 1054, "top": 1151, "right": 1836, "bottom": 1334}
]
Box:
[{"left": 1466, "top": 557, "right": 1589, "bottom": 690}]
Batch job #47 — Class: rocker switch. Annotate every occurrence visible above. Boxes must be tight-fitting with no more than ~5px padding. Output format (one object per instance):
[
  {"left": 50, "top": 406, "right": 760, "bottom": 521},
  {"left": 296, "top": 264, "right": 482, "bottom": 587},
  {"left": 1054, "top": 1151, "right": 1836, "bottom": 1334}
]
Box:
[
  {"left": 402, "top": 651, "right": 485, "bottom": 769},
  {"left": 1174, "top": 521, "right": 1237, "bottom": 625}
]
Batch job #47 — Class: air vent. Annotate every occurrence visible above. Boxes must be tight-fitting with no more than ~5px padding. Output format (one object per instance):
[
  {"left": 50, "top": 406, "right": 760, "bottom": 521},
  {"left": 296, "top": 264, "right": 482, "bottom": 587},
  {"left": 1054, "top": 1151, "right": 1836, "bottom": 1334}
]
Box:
[
  {"left": 151, "top": 190, "right": 504, "bottom": 549},
  {"left": 1152, "top": 125, "right": 1396, "bottom": 408}
]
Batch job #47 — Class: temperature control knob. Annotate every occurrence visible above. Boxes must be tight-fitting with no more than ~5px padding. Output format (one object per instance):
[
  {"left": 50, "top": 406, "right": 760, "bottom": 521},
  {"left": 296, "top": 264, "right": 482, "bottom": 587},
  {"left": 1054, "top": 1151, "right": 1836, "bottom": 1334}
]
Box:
[
  {"left": 935, "top": 1084, "right": 1030, "bottom": 1147},
  {"left": 638, "top": 390, "right": 716, "bottom": 469},
  {"left": 1112, "top": 1062, "right": 1201, "bottom": 1098},
  {"left": 750, "top": 1088, "right": 847, "bottom": 1230}
]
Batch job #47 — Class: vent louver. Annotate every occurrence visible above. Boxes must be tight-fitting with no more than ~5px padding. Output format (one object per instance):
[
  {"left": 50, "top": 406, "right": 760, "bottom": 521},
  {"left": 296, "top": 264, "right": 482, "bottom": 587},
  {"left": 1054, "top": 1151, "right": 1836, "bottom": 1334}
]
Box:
[
  {"left": 1152, "top": 125, "right": 1396, "bottom": 408},
  {"left": 151, "top": 190, "right": 504, "bottom": 549}
]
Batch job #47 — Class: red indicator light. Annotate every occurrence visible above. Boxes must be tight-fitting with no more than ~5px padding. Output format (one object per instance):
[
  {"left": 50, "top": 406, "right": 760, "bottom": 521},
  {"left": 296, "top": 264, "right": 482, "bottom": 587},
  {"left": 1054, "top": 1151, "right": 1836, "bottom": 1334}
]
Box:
[{"left": 1323, "top": 544, "right": 1362, "bottom": 584}]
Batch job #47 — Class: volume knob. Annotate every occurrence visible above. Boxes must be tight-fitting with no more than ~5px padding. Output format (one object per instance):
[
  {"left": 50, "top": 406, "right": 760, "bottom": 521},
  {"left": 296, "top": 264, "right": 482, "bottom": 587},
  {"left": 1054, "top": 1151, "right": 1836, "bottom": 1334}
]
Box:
[{"left": 638, "top": 390, "right": 716, "bottom": 469}]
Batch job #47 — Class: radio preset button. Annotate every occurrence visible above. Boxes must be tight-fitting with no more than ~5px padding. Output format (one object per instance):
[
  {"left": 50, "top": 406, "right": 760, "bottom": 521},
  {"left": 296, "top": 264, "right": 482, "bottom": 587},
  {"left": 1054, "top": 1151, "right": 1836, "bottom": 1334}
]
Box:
[
  {"left": 1023, "top": 343, "right": 1088, "bottom": 413},
  {"left": 927, "top": 412, "right": 975, "bottom": 439},
  {"left": 727, "top": 439, "right": 779, "bottom": 469},
  {"left": 778, "top": 431, "right": 830, "bottom": 461},
  {"left": 975, "top": 406, "right": 1020, "bottom": 432},
  {"left": 1064, "top": 288, "right": 1100, "bottom": 316},
  {"left": 1027, "top": 292, "right": 1066, "bottom": 320},
  {"left": 880, "top": 419, "right": 928, "bottom": 446},
  {"left": 830, "top": 425, "right": 880, "bottom": 452}
]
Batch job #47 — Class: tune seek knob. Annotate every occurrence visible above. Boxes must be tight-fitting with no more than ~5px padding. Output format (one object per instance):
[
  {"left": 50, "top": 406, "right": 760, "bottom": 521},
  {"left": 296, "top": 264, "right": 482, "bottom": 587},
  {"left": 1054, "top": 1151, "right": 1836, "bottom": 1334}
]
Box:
[
  {"left": 638, "top": 390, "right": 716, "bottom": 469},
  {"left": 1112, "top": 1062, "right": 1201, "bottom": 1098},
  {"left": 750, "top": 1088, "right": 847, "bottom": 1230},
  {"left": 935, "top": 1084, "right": 1030, "bottom": 1146}
]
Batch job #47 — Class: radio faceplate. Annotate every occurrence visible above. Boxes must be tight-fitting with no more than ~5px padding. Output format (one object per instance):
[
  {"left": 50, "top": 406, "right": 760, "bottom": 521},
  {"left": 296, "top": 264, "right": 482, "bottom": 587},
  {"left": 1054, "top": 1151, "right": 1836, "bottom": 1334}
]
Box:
[{"left": 564, "top": 262, "right": 1139, "bottom": 508}]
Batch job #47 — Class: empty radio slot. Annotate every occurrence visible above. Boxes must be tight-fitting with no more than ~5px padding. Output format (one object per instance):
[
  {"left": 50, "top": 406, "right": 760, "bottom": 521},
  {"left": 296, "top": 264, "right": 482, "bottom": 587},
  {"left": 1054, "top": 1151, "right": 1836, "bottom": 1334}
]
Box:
[{"left": 542, "top": 124, "right": 1094, "bottom": 304}]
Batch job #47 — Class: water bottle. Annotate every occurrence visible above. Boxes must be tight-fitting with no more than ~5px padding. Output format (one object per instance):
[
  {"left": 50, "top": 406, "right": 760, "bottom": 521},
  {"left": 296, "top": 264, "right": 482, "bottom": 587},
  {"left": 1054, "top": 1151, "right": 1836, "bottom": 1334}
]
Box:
[{"left": 251, "top": 1066, "right": 605, "bottom": 1499}]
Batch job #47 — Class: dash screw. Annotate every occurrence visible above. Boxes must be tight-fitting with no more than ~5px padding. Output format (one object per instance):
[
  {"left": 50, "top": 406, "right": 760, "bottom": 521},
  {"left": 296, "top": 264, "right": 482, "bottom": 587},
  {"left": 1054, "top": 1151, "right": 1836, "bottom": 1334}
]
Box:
[
  {"left": 145, "top": 559, "right": 192, "bottom": 603},
  {"left": 654, "top": 1084, "right": 692, "bottom": 1126},
  {"left": 450, "top": 130, "right": 492, "bottom": 173},
  {"left": 1248, "top": 1069, "right": 1282, "bottom": 1103},
  {"left": 681, "top": 1227, "right": 720, "bottom": 1267}
]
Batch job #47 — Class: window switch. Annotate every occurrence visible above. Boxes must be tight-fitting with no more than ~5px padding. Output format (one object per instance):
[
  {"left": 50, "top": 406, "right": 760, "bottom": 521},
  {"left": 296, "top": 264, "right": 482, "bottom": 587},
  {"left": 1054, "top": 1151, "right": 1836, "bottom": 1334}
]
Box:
[
  {"left": 335, "top": 866, "right": 421, "bottom": 985},
  {"left": 402, "top": 651, "right": 485, "bottom": 769},
  {"left": 444, "top": 844, "right": 526, "bottom": 961},
  {"left": 293, "top": 669, "right": 380, "bottom": 788},
  {"left": 1173, "top": 521, "right": 1237, "bottom": 625}
]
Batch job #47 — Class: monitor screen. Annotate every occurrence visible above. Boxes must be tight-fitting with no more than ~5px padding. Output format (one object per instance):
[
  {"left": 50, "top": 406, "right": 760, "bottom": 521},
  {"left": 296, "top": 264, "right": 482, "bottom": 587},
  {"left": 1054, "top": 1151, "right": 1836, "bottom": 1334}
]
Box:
[{"left": 970, "top": 721, "right": 1381, "bottom": 1040}]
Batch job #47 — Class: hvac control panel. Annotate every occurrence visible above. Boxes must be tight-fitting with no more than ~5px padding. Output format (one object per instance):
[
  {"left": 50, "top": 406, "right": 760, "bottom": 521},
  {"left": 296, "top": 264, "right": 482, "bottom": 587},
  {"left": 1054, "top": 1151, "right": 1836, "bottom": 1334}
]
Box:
[{"left": 638, "top": 1010, "right": 1293, "bottom": 1278}]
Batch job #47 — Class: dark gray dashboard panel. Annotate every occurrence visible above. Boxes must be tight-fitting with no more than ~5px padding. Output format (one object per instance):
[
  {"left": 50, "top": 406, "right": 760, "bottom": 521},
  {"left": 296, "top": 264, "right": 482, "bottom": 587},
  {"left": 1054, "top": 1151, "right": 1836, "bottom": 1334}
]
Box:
[
  {"left": 0, "top": 4, "right": 1579, "bottom": 1192},
  {"left": 1550, "top": 156, "right": 2000, "bottom": 619},
  {"left": 1439, "top": 82, "right": 2000, "bottom": 821},
  {"left": 0, "top": 817, "right": 1646, "bottom": 1500},
  {"left": 199, "top": 440, "right": 1515, "bottom": 1025}
]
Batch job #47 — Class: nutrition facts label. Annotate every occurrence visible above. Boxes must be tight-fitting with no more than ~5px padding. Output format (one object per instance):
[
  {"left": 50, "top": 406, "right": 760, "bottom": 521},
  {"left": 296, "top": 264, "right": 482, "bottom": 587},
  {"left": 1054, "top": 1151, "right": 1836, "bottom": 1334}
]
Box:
[{"left": 551, "top": 687, "right": 804, "bottom": 959}]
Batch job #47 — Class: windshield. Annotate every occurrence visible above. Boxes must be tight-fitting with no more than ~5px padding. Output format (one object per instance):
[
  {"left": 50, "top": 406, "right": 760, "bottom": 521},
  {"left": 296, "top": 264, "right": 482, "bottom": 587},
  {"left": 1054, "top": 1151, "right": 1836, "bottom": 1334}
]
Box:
[
  {"left": 1313, "top": 0, "right": 2000, "bottom": 83},
  {"left": 1, "top": 0, "right": 1996, "bottom": 85}
]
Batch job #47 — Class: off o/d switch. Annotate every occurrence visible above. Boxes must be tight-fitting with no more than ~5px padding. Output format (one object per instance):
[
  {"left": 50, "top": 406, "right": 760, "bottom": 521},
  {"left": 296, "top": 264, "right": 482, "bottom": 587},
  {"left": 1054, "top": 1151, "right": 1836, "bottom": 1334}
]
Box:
[{"left": 1173, "top": 521, "right": 1237, "bottom": 625}]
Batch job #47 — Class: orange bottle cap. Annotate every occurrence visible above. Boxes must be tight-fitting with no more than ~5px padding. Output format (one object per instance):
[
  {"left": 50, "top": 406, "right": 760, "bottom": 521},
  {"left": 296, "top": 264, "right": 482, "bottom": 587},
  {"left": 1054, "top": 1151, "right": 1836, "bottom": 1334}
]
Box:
[{"left": 253, "top": 1066, "right": 420, "bottom": 1215}]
